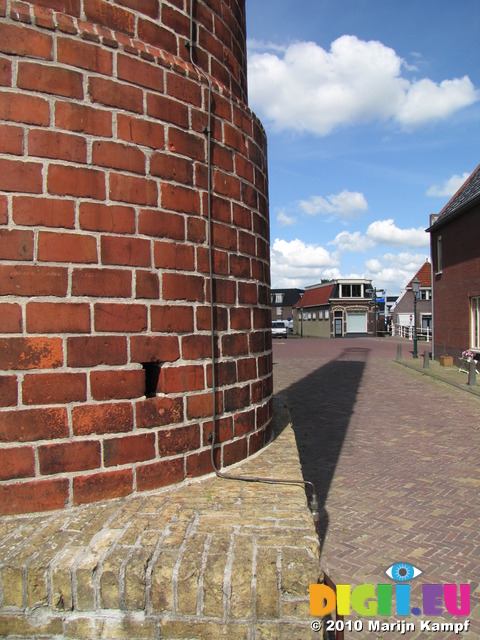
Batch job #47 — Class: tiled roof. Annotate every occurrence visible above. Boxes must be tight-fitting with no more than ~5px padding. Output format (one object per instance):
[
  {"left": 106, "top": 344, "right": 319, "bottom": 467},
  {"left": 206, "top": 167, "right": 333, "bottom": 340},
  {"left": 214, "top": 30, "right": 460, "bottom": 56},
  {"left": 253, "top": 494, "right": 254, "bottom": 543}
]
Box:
[
  {"left": 293, "top": 284, "right": 334, "bottom": 308},
  {"left": 429, "top": 164, "right": 480, "bottom": 230},
  {"left": 407, "top": 260, "right": 431, "bottom": 288}
]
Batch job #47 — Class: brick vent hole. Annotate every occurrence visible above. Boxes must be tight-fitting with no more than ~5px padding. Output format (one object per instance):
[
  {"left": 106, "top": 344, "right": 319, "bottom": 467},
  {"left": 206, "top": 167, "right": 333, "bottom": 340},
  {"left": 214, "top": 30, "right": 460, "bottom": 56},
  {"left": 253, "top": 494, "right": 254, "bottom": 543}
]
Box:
[{"left": 141, "top": 362, "right": 162, "bottom": 398}]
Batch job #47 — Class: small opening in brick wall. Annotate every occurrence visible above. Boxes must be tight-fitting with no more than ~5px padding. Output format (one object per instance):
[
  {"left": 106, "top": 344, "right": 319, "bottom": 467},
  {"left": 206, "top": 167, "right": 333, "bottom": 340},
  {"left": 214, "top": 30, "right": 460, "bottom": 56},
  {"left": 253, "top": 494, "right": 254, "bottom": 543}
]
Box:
[{"left": 141, "top": 362, "right": 162, "bottom": 398}]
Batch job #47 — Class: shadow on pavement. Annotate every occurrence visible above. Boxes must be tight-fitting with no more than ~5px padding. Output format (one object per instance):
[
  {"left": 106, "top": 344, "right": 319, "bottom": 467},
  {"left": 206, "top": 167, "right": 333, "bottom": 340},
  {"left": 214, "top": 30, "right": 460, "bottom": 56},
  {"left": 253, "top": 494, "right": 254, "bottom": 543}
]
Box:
[{"left": 279, "top": 347, "right": 370, "bottom": 552}]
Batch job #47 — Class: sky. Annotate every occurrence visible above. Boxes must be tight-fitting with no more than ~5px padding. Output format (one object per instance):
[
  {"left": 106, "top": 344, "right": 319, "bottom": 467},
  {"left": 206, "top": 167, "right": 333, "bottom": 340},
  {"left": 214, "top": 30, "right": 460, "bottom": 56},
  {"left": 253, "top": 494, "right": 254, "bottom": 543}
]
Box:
[{"left": 245, "top": 0, "right": 480, "bottom": 295}]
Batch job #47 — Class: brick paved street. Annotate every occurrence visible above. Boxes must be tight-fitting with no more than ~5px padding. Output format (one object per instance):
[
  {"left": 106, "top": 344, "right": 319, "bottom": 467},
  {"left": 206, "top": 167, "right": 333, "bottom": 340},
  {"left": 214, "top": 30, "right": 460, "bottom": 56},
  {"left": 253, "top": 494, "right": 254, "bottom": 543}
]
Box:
[{"left": 273, "top": 336, "right": 480, "bottom": 639}]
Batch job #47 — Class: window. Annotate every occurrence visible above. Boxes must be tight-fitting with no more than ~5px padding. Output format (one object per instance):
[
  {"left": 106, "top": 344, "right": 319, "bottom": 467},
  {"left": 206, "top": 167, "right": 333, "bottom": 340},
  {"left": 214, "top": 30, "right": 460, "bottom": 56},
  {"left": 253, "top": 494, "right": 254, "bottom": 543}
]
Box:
[
  {"left": 419, "top": 290, "right": 430, "bottom": 301},
  {"left": 325, "top": 309, "right": 330, "bottom": 319},
  {"left": 275, "top": 293, "right": 284, "bottom": 303},
  {"left": 471, "top": 297, "right": 480, "bottom": 349},
  {"left": 318, "top": 309, "right": 323, "bottom": 320},
  {"left": 276, "top": 307, "right": 282, "bottom": 316},
  {"left": 341, "top": 284, "right": 351, "bottom": 297},
  {"left": 352, "top": 284, "right": 362, "bottom": 297},
  {"left": 312, "top": 311, "right": 316, "bottom": 320},
  {"left": 436, "top": 236, "right": 442, "bottom": 273}
]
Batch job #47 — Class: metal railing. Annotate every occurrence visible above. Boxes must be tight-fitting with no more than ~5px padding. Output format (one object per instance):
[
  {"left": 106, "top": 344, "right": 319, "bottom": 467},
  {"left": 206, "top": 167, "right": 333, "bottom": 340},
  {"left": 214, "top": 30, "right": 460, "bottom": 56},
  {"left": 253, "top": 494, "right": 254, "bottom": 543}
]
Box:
[{"left": 392, "top": 324, "right": 431, "bottom": 342}]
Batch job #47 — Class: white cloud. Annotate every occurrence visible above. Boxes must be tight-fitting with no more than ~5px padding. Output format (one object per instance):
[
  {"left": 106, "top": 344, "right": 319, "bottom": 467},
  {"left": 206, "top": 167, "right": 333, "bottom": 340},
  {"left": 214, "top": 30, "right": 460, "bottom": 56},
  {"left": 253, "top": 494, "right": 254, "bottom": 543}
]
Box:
[
  {"left": 298, "top": 190, "right": 368, "bottom": 221},
  {"left": 270, "top": 237, "right": 339, "bottom": 287},
  {"left": 366, "top": 219, "right": 429, "bottom": 248},
  {"left": 277, "top": 209, "right": 296, "bottom": 226},
  {"left": 248, "top": 36, "right": 478, "bottom": 136},
  {"left": 329, "top": 230, "right": 375, "bottom": 253},
  {"left": 426, "top": 172, "right": 470, "bottom": 197},
  {"left": 364, "top": 253, "right": 429, "bottom": 293}
]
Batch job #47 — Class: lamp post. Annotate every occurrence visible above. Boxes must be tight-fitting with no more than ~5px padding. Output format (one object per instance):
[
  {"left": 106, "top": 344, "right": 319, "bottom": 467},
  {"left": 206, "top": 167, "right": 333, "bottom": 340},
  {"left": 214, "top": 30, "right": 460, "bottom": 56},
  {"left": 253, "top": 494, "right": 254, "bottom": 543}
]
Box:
[
  {"left": 366, "top": 287, "right": 377, "bottom": 336},
  {"left": 411, "top": 277, "right": 420, "bottom": 358}
]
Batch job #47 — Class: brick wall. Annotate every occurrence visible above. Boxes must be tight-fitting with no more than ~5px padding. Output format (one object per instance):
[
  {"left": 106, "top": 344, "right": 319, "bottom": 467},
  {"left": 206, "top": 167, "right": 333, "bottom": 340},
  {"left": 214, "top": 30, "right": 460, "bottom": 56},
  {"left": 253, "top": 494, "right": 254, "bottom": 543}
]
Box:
[
  {"left": 0, "top": 0, "right": 272, "bottom": 515},
  {"left": 431, "top": 204, "right": 480, "bottom": 361}
]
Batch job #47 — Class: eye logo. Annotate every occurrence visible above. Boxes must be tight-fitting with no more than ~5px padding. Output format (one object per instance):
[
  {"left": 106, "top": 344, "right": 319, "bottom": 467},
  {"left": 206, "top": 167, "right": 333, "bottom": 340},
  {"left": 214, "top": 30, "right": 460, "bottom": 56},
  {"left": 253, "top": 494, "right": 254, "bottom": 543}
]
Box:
[{"left": 385, "top": 562, "right": 423, "bottom": 582}]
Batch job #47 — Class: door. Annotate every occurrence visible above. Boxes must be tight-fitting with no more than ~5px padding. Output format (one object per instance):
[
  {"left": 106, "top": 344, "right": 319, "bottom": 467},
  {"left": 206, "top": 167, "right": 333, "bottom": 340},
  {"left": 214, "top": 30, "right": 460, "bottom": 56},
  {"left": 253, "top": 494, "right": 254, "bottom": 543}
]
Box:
[{"left": 346, "top": 311, "right": 367, "bottom": 334}]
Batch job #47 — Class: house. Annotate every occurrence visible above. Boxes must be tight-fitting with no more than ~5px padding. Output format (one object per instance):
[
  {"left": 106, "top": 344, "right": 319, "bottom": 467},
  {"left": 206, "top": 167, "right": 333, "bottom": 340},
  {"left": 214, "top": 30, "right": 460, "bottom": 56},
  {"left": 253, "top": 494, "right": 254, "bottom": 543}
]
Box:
[
  {"left": 392, "top": 260, "right": 433, "bottom": 340},
  {"left": 292, "top": 279, "right": 377, "bottom": 338},
  {"left": 427, "top": 164, "right": 480, "bottom": 361},
  {"left": 270, "top": 288, "right": 304, "bottom": 322}
]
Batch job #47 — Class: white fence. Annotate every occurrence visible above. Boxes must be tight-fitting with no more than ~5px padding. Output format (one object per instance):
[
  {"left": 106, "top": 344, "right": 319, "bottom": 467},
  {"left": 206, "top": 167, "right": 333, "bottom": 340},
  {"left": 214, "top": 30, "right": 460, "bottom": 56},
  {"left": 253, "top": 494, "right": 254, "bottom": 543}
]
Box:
[{"left": 393, "top": 324, "right": 431, "bottom": 342}]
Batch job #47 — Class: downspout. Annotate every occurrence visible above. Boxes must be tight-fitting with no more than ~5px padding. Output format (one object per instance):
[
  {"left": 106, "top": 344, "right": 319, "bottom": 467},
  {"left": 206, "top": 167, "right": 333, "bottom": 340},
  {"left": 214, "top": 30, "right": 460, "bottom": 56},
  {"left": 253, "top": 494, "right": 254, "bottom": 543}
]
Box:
[{"left": 186, "top": 5, "right": 319, "bottom": 522}]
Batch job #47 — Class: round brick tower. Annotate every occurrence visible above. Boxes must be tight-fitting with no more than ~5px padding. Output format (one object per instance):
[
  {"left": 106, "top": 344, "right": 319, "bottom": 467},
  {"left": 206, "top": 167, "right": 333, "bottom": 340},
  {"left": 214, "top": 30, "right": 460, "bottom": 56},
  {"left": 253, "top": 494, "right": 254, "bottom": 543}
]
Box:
[{"left": 0, "top": 0, "right": 272, "bottom": 515}]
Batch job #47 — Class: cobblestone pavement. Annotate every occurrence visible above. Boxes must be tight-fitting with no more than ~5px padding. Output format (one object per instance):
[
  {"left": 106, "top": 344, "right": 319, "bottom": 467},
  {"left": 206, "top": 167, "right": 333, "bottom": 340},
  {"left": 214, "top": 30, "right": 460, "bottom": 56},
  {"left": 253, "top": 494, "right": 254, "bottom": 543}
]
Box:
[
  {"left": 0, "top": 398, "right": 321, "bottom": 640},
  {"left": 273, "top": 336, "right": 480, "bottom": 640}
]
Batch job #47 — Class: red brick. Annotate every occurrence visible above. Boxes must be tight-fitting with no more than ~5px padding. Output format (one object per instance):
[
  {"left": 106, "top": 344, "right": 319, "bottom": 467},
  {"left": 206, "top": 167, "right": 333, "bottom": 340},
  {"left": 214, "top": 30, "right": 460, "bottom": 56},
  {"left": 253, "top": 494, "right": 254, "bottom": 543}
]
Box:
[
  {"left": 92, "top": 140, "right": 145, "bottom": 175},
  {"left": 158, "top": 365, "right": 204, "bottom": 394},
  {"left": 136, "top": 456, "right": 184, "bottom": 492},
  {"left": 0, "top": 56, "right": 12, "bottom": 86},
  {"left": 0, "top": 124, "right": 23, "bottom": 154},
  {"left": 186, "top": 448, "right": 216, "bottom": 479},
  {"left": 212, "top": 221, "right": 237, "bottom": 251},
  {"left": 117, "top": 53, "right": 164, "bottom": 90},
  {"left": 117, "top": 114, "right": 165, "bottom": 150},
  {"left": 0, "top": 194, "right": 6, "bottom": 224},
  {"left": 0, "top": 478, "right": 68, "bottom": 515},
  {"left": 238, "top": 230, "right": 255, "bottom": 256},
  {"left": 135, "top": 270, "right": 159, "bottom": 299},
  {"left": 150, "top": 153, "right": 193, "bottom": 183},
  {"left": 57, "top": 36, "right": 113, "bottom": 75},
  {"left": 146, "top": 94, "right": 188, "bottom": 128},
  {"left": 48, "top": 165, "right": 105, "bottom": 199},
  {"left": 224, "top": 122, "right": 247, "bottom": 153},
  {"left": 230, "top": 254, "right": 251, "bottom": 278},
  {"left": 0, "top": 375, "right": 18, "bottom": 406},
  {"left": 224, "top": 385, "right": 250, "bottom": 412},
  {"left": 233, "top": 204, "right": 252, "bottom": 230},
  {"left": 157, "top": 424, "right": 200, "bottom": 457},
  {"left": 238, "top": 282, "right": 258, "bottom": 304},
  {"left": 211, "top": 195, "right": 232, "bottom": 223},
  {"left": 72, "top": 402, "right": 133, "bottom": 436},
  {"left": 186, "top": 391, "right": 222, "bottom": 420},
  {"left": 0, "top": 91, "right": 50, "bottom": 125},
  {"left": 209, "top": 278, "right": 236, "bottom": 304},
  {"left": 39, "top": 440, "right": 101, "bottom": 475},
  {"left": 0, "top": 22, "right": 53, "bottom": 59},
  {"left": 135, "top": 396, "right": 183, "bottom": 428},
  {"left": 13, "top": 196, "right": 75, "bottom": 229},
  {"left": 89, "top": 76, "right": 143, "bottom": 113},
  {"left": 55, "top": 100, "right": 112, "bottom": 136},
  {"left": 150, "top": 305, "right": 193, "bottom": 333},
  {"left": 26, "top": 301, "right": 90, "bottom": 334},
  {"left": 237, "top": 358, "right": 257, "bottom": 383},
  {"left": 181, "top": 334, "right": 213, "bottom": 361},
  {"left": 73, "top": 469, "right": 133, "bottom": 505},
  {"left": 161, "top": 4, "right": 189, "bottom": 37},
  {"left": 0, "top": 158, "right": 43, "bottom": 194},
  {"left": 168, "top": 128, "right": 205, "bottom": 161},
  {"left": 101, "top": 235, "right": 151, "bottom": 267},
  {"left": 79, "top": 202, "right": 135, "bottom": 234},
  {"left": 214, "top": 169, "right": 241, "bottom": 200},
  {"left": 38, "top": 231, "right": 98, "bottom": 263},
  {"left": 234, "top": 408, "right": 256, "bottom": 437},
  {"left": 163, "top": 273, "right": 205, "bottom": 302},
  {"left": 0, "top": 407, "right": 68, "bottom": 442},
  {"left": 222, "top": 333, "right": 249, "bottom": 357},
  {"left": 130, "top": 335, "right": 180, "bottom": 364},
  {"left": 90, "top": 368, "right": 144, "bottom": 400},
  {"left": 67, "top": 336, "right": 127, "bottom": 367},
  {"left": 166, "top": 72, "right": 202, "bottom": 107},
  {"left": 0, "top": 264, "right": 68, "bottom": 296},
  {"left": 33, "top": 5, "right": 56, "bottom": 30},
  {"left": 72, "top": 267, "right": 132, "bottom": 298},
  {"left": 0, "top": 229, "right": 34, "bottom": 261},
  {"left": 0, "top": 446, "right": 35, "bottom": 480},
  {"left": 154, "top": 241, "right": 195, "bottom": 271},
  {"left": 109, "top": 172, "right": 158, "bottom": 205},
  {"left": 187, "top": 217, "right": 206, "bottom": 243},
  {"left": 84, "top": 0, "right": 135, "bottom": 35},
  {"left": 138, "top": 209, "right": 185, "bottom": 240},
  {"left": 103, "top": 433, "right": 155, "bottom": 467},
  {"left": 22, "top": 371, "right": 86, "bottom": 405},
  {"left": 206, "top": 360, "right": 237, "bottom": 388},
  {"left": 18, "top": 61, "right": 83, "bottom": 99},
  {"left": 94, "top": 302, "right": 147, "bottom": 333},
  {"left": 28, "top": 129, "right": 86, "bottom": 163},
  {"left": 202, "top": 416, "right": 233, "bottom": 446},
  {"left": 0, "top": 337, "right": 62, "bottom": 370},
  {"left": 137, "top": 18, "right": 177, "bottom": 53},
  {"left": 222, "top": 437, "right": 248, "bottom": 467},
  {"left": 115, "top": 0, "right": 159, "bottom": 19}
]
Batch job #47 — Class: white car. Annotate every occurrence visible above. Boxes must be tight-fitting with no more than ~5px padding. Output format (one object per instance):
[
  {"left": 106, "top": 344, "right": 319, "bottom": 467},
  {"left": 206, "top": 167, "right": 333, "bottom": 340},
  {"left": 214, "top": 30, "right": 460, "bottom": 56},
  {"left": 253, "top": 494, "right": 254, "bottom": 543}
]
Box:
[{"left": 271, "top": 320, "right": 288, "bottom": 339}]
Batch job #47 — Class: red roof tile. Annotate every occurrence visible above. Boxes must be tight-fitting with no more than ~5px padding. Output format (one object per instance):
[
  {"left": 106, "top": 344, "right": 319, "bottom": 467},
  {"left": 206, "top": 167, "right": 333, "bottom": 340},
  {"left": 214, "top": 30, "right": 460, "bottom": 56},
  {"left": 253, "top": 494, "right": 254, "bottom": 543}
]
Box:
[
  {"left": 293, "top": 284, "right": 334, "bottom": 308},
  {"left": 407, "top": 261, "right": 431, "bottom": 288}
]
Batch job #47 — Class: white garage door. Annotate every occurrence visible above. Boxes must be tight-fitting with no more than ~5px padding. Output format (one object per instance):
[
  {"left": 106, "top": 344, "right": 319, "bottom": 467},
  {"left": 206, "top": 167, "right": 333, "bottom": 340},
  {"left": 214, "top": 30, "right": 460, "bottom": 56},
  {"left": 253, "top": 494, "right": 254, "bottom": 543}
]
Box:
[{"left": 346, "top": 311, "right": 367, "bottom": 333}]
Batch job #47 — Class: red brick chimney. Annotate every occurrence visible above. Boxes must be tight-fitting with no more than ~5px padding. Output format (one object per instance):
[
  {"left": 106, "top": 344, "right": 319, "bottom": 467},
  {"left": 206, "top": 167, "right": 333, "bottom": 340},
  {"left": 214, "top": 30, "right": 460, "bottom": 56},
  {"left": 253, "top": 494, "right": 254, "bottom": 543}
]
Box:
[{"left": 0, "top": 0, "right": 272, "bottom": 515}]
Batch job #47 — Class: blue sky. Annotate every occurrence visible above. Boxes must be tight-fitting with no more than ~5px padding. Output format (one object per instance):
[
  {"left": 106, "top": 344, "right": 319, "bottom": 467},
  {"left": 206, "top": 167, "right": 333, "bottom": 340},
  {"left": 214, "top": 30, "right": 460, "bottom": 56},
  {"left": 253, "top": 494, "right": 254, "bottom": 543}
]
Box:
[{"left": 245, "top": 0, "right": 480, "bottom": 294}]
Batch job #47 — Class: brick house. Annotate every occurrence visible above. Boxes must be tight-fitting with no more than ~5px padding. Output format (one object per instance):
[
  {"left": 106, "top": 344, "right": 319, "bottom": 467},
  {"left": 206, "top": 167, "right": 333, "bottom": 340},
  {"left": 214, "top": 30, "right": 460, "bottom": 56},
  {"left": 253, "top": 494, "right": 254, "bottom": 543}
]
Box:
[
  {"left": 427, "top": 164, "right": 480, "bottom": 361},
  {"left": 391, "top": 260, "right": 432, "bottom": 340},
  {"left": 292, "top": 279, "right": 375, "bottom": 338},
  {"left": 270, "top": 288, "right": 304, "bottom": 322}
]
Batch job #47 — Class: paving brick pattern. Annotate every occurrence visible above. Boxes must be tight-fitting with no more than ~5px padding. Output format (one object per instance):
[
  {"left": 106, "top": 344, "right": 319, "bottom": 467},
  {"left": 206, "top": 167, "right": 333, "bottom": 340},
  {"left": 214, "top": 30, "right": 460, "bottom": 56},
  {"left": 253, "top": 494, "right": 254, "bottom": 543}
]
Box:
[
  {"left": 273, "top": 336, "right": 480, "bottom": 639},
  {"left": 0, "top": 397, "right": 321, "bottom": 640}
]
